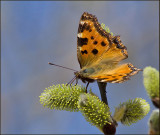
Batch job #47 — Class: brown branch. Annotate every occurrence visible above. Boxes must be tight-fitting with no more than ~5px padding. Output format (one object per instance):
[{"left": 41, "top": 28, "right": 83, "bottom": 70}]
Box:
[{"left": 97, "top": 82, "right": 118, "bottom": 135}]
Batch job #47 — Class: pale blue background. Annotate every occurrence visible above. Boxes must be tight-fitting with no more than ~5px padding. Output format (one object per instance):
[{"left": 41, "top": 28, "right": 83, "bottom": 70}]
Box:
[{"left": 2, "top": 1, "right": 159, "bottom": 134}]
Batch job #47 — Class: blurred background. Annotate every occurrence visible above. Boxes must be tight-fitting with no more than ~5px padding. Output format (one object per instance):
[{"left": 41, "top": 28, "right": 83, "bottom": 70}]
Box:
[{"left": 1, "top": 1, "right": 159, "bottom": 134}]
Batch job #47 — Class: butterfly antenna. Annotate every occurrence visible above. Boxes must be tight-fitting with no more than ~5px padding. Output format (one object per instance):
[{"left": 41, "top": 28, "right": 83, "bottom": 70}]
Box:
[{"left": 48, "top": 62, "right": 77, "bottom": 72}]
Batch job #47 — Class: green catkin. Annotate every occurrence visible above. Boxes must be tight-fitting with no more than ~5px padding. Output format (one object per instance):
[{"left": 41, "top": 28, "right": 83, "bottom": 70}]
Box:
[
  {"left": 114, "top": 98, "right": 150, "bottom": 126},
  {"left": 148, "top": 109, "right": 159, "bottom": 134},
  {"left": 78, "top": 93, "right": 112, "bottom": 129},
  {"left": 113, "top": 105, "right": 126, "bottom": 122},
  {"left": 143, "top": 66, "right": 159, "bottom": 98},
  {"left": 39, "top": 84, "right": 86, "bottom": 112},
  {"left": 101, "top": 23, "right": 113, "bottom": 36}
]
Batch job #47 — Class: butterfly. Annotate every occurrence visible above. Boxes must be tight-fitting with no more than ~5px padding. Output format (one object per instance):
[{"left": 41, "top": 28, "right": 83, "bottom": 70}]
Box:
[{"left": 74, "top": 12, "right": 141, "bottom": 86}]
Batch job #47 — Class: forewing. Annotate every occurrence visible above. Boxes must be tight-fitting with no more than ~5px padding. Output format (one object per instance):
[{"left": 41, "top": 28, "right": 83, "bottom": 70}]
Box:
[{"left": 77, "top": 12, "right": 128, "bottom": 68}]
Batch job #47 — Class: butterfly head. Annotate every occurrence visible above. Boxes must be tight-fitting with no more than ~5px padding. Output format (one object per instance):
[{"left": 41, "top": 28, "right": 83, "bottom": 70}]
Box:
[{"left": 74, "top": 68, "right": 95, "bottom": 83}]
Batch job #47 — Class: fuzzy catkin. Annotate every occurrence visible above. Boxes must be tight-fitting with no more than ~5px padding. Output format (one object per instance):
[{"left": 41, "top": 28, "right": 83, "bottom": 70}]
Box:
[
  {"left": 78, "top": 93, "right": 112, "bottom": 128},
  {"left": 40, "top": 84, "right": 86, "bottom": 112},
  {"left": 115, "top": 98, "right": 150, "bottom": 126},
  {"left": 143, "top": 66, "right": 159, "bottom": 98}
]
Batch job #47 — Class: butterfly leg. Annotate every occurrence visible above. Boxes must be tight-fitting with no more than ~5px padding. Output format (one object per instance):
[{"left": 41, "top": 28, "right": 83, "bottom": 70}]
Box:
[
  {"left": 67, "top": 76, "right": 76, "bottom": 86},
  {"left": 75, "top": 78, "right": 78, "bottom": 86},
  {"left": 85, "top": 82, "right": 89, "bottom": 93}
]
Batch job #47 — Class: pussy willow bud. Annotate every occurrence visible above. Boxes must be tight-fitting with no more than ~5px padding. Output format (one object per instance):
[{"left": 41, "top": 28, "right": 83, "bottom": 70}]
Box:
[
  {"left": 40, "top": 84, "right": 86, "bottom": 112},
  {"left": 114, "top": 98, "right": 150, "bottom": 126},
  {"left": 78, "top": 93, "right": 112, "bottom": 129}
]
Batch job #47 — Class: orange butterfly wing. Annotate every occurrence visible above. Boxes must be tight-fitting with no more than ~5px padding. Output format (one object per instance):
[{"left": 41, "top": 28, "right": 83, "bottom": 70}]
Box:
[
  {"left": 88, "top": 63, "right": 141, "bottom": 83},
  {"left": 77, "top": 12, "right": 128, "bottom": 69}
]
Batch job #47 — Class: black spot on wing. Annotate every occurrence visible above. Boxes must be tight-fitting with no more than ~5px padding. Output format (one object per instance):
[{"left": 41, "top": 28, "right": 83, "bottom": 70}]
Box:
[
  {"left": 78, "top": 23, "right": 86, "bottom": 33},
  {"left": 92, "top": 49, "right": 98, "bottom": 55},
  {"left": 91, "top": 36, "right": 94, "bottom": 40},
  {"left": 80, "top": 12, "right": 112, "bottom": 43},
  {"left": 93, "top": 41, "right": 98, "bottom": 45},
  {"left": 78, "top": 22, "right": 91, "bottom": 33},
  {"left": 77, "top": 37, "right": 88, "bottom": 47},
  {"left": 78, "top": 24, "right": 83, "bottom": 33},
  {"left": 101, "top": 41, "right": 106, "bottom": 46},
  {"left": 81, "top": 50, "right": 88, "bottom": 55}
]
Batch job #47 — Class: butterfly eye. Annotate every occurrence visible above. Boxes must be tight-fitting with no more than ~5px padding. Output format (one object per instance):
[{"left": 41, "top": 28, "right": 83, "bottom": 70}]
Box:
[
  {"left": 82, "top": 68, "right": 95, "bottom": 74},
  {"left": 83, "top": 69, "right": 88, "bottom": 73}
]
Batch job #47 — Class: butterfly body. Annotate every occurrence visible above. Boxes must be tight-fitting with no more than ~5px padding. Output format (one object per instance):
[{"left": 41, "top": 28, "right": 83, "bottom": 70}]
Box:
[{"left": 75, "top": 12, "right": 141, "bottom": 84}]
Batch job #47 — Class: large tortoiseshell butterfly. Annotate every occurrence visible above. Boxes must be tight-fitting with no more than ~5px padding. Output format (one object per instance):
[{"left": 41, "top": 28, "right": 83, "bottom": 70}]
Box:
[
  {"left": 74, "top": 12, "right": 141, "bottom": 85},
  {"left": 49, "top": 12, "right": 141, "bottom": 88}
]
